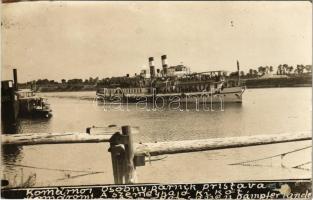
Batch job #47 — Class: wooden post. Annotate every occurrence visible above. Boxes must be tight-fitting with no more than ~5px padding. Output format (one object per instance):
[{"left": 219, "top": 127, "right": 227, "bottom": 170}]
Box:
[
  {"left": 109, "top": 144, "right": 125, "bottom": 184},
  {"left": 121, "top": 126, "right": 137, "bottom": 184},
  {"left": 108, "top": 131, "right": 127, "bottom": 184},
  {"left": 108, "top": 127, "right": 137, "bottom": 184}
]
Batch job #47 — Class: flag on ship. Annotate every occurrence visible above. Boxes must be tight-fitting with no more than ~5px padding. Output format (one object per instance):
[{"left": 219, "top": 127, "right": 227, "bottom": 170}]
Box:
[{"left": 237, "top": 60, "right": 240, "bottom": 71}]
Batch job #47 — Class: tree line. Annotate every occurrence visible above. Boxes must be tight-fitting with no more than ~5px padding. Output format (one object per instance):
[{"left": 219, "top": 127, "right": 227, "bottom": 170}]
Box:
[
  {"left": 244, "top": 64, "right": 312, "bottom": 78},
  {"left": 25, "top": 77, "right": 100, "bottom": 86},
  {"left": 23, "top": 64, "right": 312, "bottom": 87}
]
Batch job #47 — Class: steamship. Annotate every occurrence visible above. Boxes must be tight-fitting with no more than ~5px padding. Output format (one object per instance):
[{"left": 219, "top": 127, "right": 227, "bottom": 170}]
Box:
[{"left": 96, "top": 55, "right": 245, "bottom": 104}]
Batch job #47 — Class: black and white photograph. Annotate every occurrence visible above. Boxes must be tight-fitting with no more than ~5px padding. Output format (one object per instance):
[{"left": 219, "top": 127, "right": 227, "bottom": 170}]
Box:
[{"left": 1, "top": 1, "right": 312, "bottom": 199}]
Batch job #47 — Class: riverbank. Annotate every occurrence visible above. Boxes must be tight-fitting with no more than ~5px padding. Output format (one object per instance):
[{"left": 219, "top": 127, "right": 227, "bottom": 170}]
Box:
[{"left": 244, "top": 76, "right": 312, "bottom": 89}]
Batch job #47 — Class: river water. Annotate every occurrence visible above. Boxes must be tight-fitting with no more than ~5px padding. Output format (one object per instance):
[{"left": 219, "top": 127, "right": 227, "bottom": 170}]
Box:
[{"left": 2, "top": 88, "right": 312, "bottom": 187}]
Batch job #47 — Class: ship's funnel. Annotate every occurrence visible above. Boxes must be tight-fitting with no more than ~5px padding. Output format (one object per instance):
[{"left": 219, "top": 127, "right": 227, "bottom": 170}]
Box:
[
  {"left": 13, "top": 68, "right": 18, "bottom": 90},
  {"left": 149, "top": 57, "right": 154, "bottom": 67},
  {"left": 161, "top": 55, "right": 167, "bottom": 66},
  {"left": 149, "top": 57, "right": 155, "bottom": 78},
  {"left": 161, "top": 55, "right": 168, "bottom": 76}
]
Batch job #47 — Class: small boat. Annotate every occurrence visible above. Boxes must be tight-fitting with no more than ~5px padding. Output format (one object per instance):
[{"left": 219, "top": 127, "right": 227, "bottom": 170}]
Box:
[{"left": 17, "top": 89, "right": 52, "bottom": 118}]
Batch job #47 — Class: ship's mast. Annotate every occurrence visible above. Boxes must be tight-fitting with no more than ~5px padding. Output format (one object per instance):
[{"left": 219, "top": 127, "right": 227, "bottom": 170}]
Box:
[{"left": 237, "top": 60, "right": 240, "bottom": 83}]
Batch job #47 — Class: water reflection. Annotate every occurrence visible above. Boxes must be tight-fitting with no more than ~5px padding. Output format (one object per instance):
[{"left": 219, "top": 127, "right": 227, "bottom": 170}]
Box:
[
  {"left": 2, "top": 145, "right": 24, "bottom": 188},
  {"left": 2, "top": 116, "right": 52, "bottom": 134},
  {"left": 1, "top": 119, "right": 21, "bottom": 134},
  {"left": 1, "top": 116, "right": 51, "bottom": 178},
  {"left": 2, "top": 145, "right": 23, "bottom": 167}
]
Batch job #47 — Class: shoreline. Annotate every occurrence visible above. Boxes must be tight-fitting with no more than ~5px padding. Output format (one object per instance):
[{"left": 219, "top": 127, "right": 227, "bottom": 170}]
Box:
[
  {"left": 34, "top": 84, "right": 312, "bottom": 93},
  {"left": 246, "top": 84, "right": 312, "bottom": 89}
]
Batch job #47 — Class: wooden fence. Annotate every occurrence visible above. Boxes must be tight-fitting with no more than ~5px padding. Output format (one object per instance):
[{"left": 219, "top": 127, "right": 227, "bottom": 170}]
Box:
[{"left": 2, "top": 125, "right": 311, "bottom": 184}]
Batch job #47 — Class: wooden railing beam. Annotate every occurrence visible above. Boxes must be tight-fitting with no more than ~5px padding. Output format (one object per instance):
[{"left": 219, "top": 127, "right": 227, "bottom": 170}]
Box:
[
  {"left": 2, "top": 132, "right": 113, "bottom": 146},
  {"left": 135, "top": 132, "right": 312, "bottom": 156}
]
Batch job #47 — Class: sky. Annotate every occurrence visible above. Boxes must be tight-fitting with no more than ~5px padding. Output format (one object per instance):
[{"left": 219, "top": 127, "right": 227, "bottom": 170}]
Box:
[{"left": 1, "top": 1, "right": 312, "bottom": 83}]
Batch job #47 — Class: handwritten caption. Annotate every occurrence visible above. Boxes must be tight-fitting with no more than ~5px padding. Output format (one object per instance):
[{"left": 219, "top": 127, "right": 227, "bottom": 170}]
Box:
[{"left": 2, "top": 181, "right": 311, "bottom": 199}]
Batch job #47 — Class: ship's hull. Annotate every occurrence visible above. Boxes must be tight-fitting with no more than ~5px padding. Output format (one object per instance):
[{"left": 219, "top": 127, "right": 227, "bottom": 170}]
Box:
[
  {"left": 18, "top": 97, "right": 53, "bottom": 118},
  {"left": 96, "top": 86, "right": 245, "bottom": 104},
  {"left": 32, "top": 110, "right": 53, "bottom": 118},
  {"left": 19, "top": 109, "right": 53, "bottom": 118}
]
